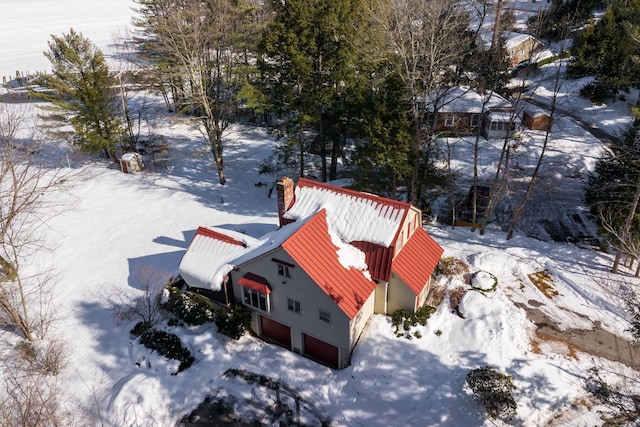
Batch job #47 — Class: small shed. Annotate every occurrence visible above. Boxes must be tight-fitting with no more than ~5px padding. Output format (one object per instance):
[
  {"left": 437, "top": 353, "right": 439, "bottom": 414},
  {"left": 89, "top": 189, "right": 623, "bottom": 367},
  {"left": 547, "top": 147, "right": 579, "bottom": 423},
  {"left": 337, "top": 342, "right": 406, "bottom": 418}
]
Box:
[
  {"left": 120, "top": 152, "right": 144, "bottom": 174},
  {"left": 523, "top": 108, "right": 552, "bottom": 131}
]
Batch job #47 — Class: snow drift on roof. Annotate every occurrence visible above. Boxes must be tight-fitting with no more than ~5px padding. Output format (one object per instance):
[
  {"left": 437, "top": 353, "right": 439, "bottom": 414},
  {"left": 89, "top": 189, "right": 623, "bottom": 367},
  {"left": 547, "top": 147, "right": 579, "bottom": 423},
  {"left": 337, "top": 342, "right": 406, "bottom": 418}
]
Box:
[
  {"left": 282, "top": 210, "right": 377, "bottom": 318},
  {"left": 179, "top": 227, "right": 255, "bottom": 291},
  {"left": 283, "top": 179, "right": 408, "bottom": 247},
  {"left": 504, "top": 32, "right": 538, "bottom": 50},
  {"left": 427, "top": 87, "right": 512, "bottom": 113}
]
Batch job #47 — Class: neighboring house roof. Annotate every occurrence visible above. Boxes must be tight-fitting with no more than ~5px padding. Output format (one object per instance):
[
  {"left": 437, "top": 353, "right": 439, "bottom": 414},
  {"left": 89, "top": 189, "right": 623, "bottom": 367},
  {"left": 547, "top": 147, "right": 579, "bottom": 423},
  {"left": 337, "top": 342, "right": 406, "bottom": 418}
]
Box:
[
  {"left": 392, "top": 227, "right": 444, "bottom": 294},
  {"left": 285, "top": 178, "right": 410, "bottom": 248},
  {"left": 179, "top": 226, "right": 253, "bottom": 291},
  {"left": 282, "top": 209, "right": 377, "bottom": 319},
  {"left": 524, "top": 107, "right": 548, "bottom": 118},
  {"left": 504, "top": 32, "right": 540, "bottom": 50},
  {"left": 428, "top": 87, "right": 512, "bottom": 114},
  {"left": 487, "top": 111, "right": 514, "bottom": 123}
]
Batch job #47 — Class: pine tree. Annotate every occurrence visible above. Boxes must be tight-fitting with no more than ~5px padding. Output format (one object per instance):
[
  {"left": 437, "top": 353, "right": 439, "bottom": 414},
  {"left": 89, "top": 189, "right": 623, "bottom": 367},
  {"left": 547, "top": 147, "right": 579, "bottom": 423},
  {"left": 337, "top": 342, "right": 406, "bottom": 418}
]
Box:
[
  {"left": 351, "top": 71, "right": 413, "bottom": 197},
  {"left": 569, "top": 0, "right": 640, "bottom": 102},
  {"left": 38, "top": 29, "right": 122, "bottom": 157},
  {"left": 586, "top": 127, "right": 640, "bottom": 271},
  {"left": 258, "top": 0, "right": 375, "bottom": 181}
]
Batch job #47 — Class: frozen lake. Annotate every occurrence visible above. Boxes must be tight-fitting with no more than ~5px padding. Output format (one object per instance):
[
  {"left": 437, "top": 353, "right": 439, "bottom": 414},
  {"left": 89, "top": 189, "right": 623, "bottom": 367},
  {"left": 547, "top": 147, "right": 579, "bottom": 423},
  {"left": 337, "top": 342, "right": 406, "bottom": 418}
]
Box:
[{"left": 0, "top": 0, "right": 135, "bottom": 78}]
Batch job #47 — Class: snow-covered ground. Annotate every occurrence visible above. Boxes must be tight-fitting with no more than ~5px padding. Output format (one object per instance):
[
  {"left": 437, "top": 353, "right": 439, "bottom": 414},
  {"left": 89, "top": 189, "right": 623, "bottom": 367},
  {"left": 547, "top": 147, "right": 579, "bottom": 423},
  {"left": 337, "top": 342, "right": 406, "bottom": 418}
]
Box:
[
  {"left": 2, "top": 3, "right": 640, "bottom": 427},
  {"left": 0, "top": 0, "right": 136, "bottom": 78}
]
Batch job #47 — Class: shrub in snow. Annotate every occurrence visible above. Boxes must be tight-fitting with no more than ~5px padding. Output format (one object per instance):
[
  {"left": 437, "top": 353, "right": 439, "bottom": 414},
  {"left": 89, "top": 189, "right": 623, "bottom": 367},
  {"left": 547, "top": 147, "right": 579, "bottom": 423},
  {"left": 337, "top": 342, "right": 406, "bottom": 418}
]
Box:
[
  {"left": 214, "top": 305, "right": 251, "bottom": 340},
  {"left": 161, "top": 286, "right": 215, "bottom": 326},
  {"left": 466, "top": 366, "right": 517, "bottom": 421},
  {"left": 448, "top": 285, "right": 467, "bottom": 316},
  {"left": 426, "top": 283, "right": 446, "bottom": 307},
  {"left": 16, "top": 338, "right": 67, "bottom": 376},
  {"left": 390, "top": 305, "right": 436, "bottom": 338},
  {"left": 623, "top": 290, "right": 640, "bottom": 344},
  {"left": 470, "top": 271, "right": 498, "bottom": 293},
  {"left": 585, "top": 367, "right": 640, "bottom": 424},
  {"left": 139, "top": 328, "right": 195, "bottom": 373},
  {"left": 437, "top": 256, "right": 469, "bottom": 278}
]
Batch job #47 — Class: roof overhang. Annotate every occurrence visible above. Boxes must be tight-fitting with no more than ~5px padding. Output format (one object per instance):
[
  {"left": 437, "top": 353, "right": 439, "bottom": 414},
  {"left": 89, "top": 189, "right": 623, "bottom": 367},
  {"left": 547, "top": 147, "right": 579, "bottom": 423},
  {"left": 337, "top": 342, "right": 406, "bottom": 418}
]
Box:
[{"left": 237, "top": 272, "right": 271, "bottom": 295}]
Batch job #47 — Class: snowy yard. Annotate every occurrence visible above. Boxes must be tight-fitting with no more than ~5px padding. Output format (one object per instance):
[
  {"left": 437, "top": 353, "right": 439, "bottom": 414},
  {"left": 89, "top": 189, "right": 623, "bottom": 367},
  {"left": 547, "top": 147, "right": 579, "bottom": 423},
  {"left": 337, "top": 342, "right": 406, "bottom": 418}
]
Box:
[{"left": 2, "top": 1, "right": 640, "bottom": 426}]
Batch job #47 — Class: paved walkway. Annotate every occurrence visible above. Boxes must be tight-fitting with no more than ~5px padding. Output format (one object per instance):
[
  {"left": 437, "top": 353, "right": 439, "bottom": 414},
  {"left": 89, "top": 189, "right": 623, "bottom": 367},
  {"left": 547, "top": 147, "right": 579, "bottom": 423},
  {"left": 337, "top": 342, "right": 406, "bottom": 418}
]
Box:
[{"left": 516, "top": 301, "right": 640, "bottom": 369}]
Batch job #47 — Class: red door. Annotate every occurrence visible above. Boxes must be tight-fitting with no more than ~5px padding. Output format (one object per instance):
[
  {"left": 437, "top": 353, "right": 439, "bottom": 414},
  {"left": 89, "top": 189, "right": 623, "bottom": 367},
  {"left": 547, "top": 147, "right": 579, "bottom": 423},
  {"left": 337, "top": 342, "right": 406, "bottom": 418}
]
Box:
[
  {"left": 260, "top": 316, "right": 291, "bottom": 349},
  {"left": 303, "top": 333, "right": 339, "bottom": 368}
]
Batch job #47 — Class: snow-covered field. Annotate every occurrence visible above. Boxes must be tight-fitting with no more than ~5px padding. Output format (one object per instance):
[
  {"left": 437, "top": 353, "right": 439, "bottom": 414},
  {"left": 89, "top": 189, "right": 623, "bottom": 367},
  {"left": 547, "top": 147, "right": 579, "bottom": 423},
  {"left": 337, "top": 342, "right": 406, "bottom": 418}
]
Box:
[
  {"left": 2, "top": 3, "right": 640, "bottom": 427},
  {"left": 0, "top": 0, "right": 135, "bottom": 78}
]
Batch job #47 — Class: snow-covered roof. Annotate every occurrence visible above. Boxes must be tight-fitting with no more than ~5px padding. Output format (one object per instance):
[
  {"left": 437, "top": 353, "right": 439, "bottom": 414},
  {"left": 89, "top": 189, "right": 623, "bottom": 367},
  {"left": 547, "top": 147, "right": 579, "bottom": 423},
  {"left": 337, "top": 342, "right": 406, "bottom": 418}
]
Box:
[
  {"left": 504, "top": 32, "right": 540, "bottom": 50},
  {"left": 282, "top": 209, "right": 377, "bottom": 318},
  {"left": 179, "top": 218, "right": 311, "bottom": 291},
  {"left": 488, "top": 111, "right": 514, "bottom": 122},
  {"left": 284, "top": 178, "right": 410, "bottom": 248},
  {"left": 428, "top": 87, "right": 512, "bottom": 114},
  {"left": 179, "top": 227, "right": 255, "bottom": 291}
]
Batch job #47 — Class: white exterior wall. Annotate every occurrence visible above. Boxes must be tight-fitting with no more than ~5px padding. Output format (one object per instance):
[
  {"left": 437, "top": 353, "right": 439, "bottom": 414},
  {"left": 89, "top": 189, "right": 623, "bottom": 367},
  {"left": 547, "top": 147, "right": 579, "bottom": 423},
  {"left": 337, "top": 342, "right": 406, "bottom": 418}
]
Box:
[
  {"left": 348, "top": 290, "right": 376, "bottom": 352},
  {"left": 387, "top": 272, "right": 418, "bottom": 314},
  {"left": 231, "top": 247, "right": 354, "bottom": 366}
]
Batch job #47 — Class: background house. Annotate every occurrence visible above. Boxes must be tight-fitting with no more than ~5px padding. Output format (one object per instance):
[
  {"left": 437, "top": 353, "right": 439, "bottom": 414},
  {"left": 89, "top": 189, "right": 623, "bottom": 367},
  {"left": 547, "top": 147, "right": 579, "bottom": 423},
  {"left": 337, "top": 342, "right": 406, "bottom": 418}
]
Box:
[
  {"left": 179, "top": 178, "right": 443, "bottom": 368},
  {"left": 426, "top": 86, "right": 517, "bottom": 139},
  {"left": 505, "top": 32, "right": 543, "bottom": 67}
]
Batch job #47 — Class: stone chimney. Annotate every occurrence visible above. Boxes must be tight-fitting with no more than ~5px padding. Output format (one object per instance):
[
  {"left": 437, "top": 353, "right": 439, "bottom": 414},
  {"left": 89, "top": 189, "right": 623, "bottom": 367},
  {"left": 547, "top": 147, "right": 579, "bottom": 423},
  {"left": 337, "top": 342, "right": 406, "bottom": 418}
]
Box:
[{"left": 276, "top": 177, "right": 296, "bottom": 228}]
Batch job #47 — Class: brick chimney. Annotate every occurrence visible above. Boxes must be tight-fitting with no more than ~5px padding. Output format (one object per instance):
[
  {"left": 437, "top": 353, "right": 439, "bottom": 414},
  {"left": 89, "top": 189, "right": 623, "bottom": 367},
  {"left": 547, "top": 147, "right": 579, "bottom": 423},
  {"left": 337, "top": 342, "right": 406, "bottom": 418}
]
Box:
[{"left": 276, "top": 177, "right": 296, "bottom": 228}]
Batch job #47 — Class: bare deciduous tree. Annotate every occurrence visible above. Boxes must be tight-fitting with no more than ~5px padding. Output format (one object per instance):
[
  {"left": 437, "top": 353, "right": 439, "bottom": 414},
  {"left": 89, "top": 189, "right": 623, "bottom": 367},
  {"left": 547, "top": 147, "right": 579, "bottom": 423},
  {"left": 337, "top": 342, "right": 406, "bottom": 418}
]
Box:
[
  {"left": 110, "top": 265, "right": 170, "bottom": 329},
  {"left": 0, "top": 104, "right": 71, "bottom": 341},
  {"left": 370, "top": 0, "right": 471, "bottom": 205},
  {"left": 134, "top": 0, "right": 262, "bottom": 185}
]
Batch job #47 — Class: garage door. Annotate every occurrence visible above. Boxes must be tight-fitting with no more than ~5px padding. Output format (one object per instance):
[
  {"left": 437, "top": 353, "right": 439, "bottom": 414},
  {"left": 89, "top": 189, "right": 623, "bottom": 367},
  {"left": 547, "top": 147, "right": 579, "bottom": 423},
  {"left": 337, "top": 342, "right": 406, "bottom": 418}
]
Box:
[
  {"left": 303, "top": 333, "right": 339, "bottom": 368},
  {"left": 260, "top": 316, "right": 291, "bottom": 349}
]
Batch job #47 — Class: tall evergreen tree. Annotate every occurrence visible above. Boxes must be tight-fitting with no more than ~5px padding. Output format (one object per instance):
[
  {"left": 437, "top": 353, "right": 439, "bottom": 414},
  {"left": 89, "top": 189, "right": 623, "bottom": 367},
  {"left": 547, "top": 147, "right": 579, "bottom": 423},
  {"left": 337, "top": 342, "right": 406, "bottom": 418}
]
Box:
[
  {"left": 38, "top": 29, "right": 122, "bottom": 157},
  {"left": 569, "top": 0, "right": 640, "bottom": 102},
  {"left": 586, "top": 127, "right": 640, "bottom": 271},
  {"left": 370, "top": 0, "right": 471, "bottom": 205},
  {"left": 258, "top": 0, "right": 375, "bottom": 181},
  {"left": 351, "top": 71, "right": 413, "bottom": 197}
]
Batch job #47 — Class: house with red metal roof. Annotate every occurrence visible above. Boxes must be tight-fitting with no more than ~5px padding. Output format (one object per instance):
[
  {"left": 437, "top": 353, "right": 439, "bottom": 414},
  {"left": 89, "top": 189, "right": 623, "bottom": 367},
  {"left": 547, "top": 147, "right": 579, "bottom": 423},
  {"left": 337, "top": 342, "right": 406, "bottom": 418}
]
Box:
[{"left": 179, "top": 177, "right": 443, "bottom": 368}]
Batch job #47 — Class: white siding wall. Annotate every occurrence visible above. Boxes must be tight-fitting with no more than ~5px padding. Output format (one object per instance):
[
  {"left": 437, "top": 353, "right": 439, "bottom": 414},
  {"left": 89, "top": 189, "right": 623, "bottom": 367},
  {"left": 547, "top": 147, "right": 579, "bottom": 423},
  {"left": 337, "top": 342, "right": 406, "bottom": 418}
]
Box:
[
  {"left": 349, "top": 290, "right": 376, "bottom": 351},
  {"left": 387, "top": 272, "right": 418, "bottom": 314},
  {"left": 231, "top": 248, "right": 355, "bottom": 366}
]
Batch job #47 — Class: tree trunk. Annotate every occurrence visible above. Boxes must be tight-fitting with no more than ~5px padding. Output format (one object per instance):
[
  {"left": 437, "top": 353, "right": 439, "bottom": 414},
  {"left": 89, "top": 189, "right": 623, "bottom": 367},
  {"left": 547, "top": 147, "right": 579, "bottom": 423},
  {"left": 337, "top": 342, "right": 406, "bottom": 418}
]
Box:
[
  {"left": 330, "top": 130, "right": 340, "bottom": 181},
  {"left": 612, "top": 176, "right": 640, "bottom": 273}
]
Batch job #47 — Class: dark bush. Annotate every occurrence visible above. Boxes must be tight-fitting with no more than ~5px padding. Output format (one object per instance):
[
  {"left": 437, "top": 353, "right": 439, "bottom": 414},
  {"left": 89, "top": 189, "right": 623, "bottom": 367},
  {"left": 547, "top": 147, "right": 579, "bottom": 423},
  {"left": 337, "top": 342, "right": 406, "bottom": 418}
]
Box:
[
  {"left": 139, "top": 328, "right": 194, "bottom": 373},
  {"left": 130, "top": 321, "right": 152, "bottom": 337},
  {"left": 161, "top": 286, "right": 215, "bottom": 325},
  {"left": 579, "top": 81, "right": 615, "bottom": 105},
  {"left": 214, "top": 305, "right": 251, "bottom": 340},
  {"left": 390, "top": 305, "right": 436, "bottom": 337},
  {"left": 466, "top": 366, "right": 517, "bottom": 421}
]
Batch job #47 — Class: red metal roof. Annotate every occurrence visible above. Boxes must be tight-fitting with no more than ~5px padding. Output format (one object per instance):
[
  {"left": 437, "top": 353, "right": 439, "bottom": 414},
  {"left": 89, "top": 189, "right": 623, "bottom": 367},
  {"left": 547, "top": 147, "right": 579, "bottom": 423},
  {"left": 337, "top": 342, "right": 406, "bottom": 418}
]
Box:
[
  {"left": 392, "top": 227, "right": 444, "bottom": 295},
  {"left": 237, "top": 272, "right": 271, "bottom": 295},
  {"left": 350, "top": 240, "right": 394, "bottom": 282},
  {"left": 194, "top": 226, "right": 246, "bottom": 247},
  {"left": 282, "top": 209, "right": 377, "bottom": 319}
]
